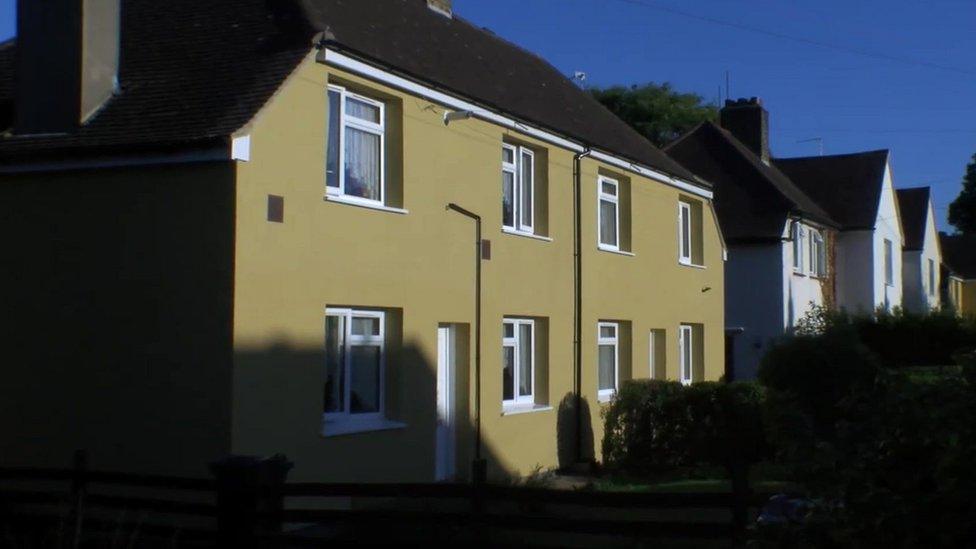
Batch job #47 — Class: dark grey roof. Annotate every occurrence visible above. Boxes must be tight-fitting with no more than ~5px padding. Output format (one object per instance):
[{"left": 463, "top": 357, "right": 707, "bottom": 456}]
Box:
[
  {"left": 774, "top": 149, "right": 890, "bottom": 230},
  {"left": 896, "top": 187, "right": 931, "bottom": 251},
  {"left": 665, "top": 121, "right": 836, "bottom": 242},
  {"left": 0, "top": 0, "right": 701, "bottom": 186},
  {"left": 941, "top": 233, "right": 976, "bottom": 279}
]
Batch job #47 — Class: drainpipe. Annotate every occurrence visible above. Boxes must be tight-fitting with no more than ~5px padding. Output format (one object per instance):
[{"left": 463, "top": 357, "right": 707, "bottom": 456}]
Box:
[
  {"left": 446, "top": 203, "right": 487, "bottom": 484},
  {"left": 572, "top": 148, "right": 591, "bottom": 465}
]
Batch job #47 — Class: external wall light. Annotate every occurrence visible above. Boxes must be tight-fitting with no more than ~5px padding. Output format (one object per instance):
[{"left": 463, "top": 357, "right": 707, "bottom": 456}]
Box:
[{"left": 443, "top": 110, "right": 474, "bottom": 125}]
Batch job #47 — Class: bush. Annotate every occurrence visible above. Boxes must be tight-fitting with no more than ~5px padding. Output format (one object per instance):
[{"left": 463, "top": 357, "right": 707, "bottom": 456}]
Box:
[
  {"left": 601, "top": 380, "right": 767, "bottom": 476},
  {"left": 758, "top": 329, "right": 879, "bottom": 441}
]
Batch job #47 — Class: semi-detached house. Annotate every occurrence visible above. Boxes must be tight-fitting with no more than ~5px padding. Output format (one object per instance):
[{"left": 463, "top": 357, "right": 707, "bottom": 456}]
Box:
[{"left": 0, "top": 0, "right": 725, "bottom": 482}]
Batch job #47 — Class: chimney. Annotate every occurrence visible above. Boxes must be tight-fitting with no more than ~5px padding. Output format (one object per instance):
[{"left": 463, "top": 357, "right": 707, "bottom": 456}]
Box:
[
  {"left": 720, "top": 97, "right": 769, "bottom": 163},
  {"left": 14, "top": 0, "right": 120, "bottom": 135},
  {"left": 426, "top": 0, "right": 453, "bottom": 18}
]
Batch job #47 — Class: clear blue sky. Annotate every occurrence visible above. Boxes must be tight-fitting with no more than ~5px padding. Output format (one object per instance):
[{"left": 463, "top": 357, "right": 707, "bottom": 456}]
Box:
[{"left": 2, "top": 0, "right": 973, "bottom": 230}]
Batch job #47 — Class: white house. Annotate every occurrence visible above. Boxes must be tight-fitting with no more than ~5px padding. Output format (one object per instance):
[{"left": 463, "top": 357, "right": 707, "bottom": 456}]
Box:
[
  {"left": 666, "top": 99, "right": 839, "bottom": 380},
  {"left": 896, "top": 187, "right": 942, "bottom": 312},
  {"left": 777, "top": 150, "right": 904, "bottom": 313}
]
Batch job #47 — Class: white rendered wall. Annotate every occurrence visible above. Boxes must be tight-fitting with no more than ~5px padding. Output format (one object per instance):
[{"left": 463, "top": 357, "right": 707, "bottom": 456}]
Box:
[
  {"left": 873, "top": 165, "right": 903, "bottom": 311},
  {"left": 782, "top": 222, "right": 827, "bottom": 328},
  {"left": 836, "top": 230, "right": 875, "bottom": 312}
]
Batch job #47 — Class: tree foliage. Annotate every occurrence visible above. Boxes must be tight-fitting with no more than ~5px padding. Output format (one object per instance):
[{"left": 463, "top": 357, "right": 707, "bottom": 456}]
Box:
[
  {"left": 590, "top": 83, "right": 717, "bottom": 148},
  {"left": 948, "top": 153, "right": 976, "bottom": 235}
]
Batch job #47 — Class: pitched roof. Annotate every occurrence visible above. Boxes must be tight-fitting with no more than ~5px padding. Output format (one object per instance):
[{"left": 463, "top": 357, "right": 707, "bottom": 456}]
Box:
[
  {"left": 774, "top": 149, "right": 890, "bottom": 230},
  {"left": 0, "top": 0, "right": 701, "bottom": 185},
  {"left": 941, "top": 233, "right": 976, "bottom": 279},
  {"left": 895, "top": 187, "right": 931, "bottom": 251},
  {"left": 665, "top": 121, "right": 836, "bottom": 242}
]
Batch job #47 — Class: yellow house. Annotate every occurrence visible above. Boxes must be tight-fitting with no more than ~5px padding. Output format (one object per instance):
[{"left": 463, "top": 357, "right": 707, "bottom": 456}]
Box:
[
  {"left": 941, "top": 234, "right": 976, "bottom": 317},
  {"left": 0, "top": 0, "right": 724, "bottom": 482}
]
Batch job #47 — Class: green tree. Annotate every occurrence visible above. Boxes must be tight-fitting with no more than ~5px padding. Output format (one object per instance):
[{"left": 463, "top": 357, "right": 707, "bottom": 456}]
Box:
[
  {"left": 948, "top": 153, "right": 976, "bottom": 234},
  {"left": 590, "top": 83, "right": 717, "bottom": 148}
]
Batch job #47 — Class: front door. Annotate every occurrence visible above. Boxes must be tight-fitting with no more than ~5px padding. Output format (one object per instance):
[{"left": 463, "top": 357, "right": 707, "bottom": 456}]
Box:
[{"left": 435, "top": 325, "right": 456, "bottom": 481}]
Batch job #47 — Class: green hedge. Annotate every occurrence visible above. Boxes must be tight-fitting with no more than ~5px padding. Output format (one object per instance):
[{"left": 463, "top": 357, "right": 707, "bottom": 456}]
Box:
[{"left": 601, "top": 380, "right": 767, "bottom": 476}]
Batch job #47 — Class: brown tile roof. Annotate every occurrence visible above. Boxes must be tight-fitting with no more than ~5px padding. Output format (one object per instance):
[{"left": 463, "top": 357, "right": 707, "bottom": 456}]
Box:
[{"left": 895, "top": 187, "right": 931, "bottom": 251}]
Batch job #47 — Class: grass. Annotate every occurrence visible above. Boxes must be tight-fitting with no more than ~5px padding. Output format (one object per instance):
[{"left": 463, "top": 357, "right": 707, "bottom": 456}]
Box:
[{"left": 589, "top": 463, "right": 803, "bottom": 495}]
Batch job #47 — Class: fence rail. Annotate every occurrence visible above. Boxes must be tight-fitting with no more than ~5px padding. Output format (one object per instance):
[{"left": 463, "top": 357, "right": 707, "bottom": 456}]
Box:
[{"left": 0, "top": 451, "right": 775, "bottom": 548}]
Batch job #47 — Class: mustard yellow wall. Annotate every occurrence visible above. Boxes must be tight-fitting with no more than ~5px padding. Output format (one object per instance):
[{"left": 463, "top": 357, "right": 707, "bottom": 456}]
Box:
[
  {"left": 231, "top": 52, "right": 724, "bottom": 482},
  {"left": 962, "top": 280, "right": 976, "bottom": 317}
]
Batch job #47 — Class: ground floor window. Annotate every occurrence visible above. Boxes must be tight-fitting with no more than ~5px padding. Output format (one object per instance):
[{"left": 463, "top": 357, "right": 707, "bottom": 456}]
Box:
[
  {"left": 598, "top": 322, "right": 619, "bottom": 399},
  {"left": 502, "top": 318, "right": 535, "bottom": 405},
  {"left": 325, "top": 308, "right": 385, "bottom": 418},
  {"left": 679, "top": 324, "right": 694, "bottom": 385}
]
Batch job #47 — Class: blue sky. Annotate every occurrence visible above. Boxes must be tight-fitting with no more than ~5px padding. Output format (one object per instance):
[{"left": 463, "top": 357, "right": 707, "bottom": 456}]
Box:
[{"left": 2, "top": 0, "right": 973, "bottom": 230}]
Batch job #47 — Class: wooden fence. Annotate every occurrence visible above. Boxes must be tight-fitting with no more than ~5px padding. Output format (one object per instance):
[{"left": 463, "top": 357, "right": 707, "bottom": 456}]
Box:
[{"left": 0, "top": 451, "right": 775, "bottom": 548}]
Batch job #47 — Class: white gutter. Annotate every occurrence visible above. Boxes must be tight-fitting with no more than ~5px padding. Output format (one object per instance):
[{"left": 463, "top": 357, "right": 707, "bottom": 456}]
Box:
[{"left": 320, "top": 48, "right": 714, "bottom": 201}]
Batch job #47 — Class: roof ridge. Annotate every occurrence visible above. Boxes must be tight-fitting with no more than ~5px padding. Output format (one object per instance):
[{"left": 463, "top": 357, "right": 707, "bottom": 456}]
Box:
[{"left": 777, "top": 148, "right": 889, "bottom": 162}]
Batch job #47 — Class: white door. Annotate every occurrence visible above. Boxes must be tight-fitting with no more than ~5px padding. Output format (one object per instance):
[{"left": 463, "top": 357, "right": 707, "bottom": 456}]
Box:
[{"left": 435, "top": 326, "right": 456, "bottom": 481}]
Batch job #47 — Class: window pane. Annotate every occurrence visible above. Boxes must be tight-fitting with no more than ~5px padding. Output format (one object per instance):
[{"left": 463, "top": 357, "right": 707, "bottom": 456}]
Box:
[
  {"left": 351, "top": 316, "right": 380, "bottom": 336},
  {"left": 519, "top": 323, "right": 533, "bottom": 397},
  {"left": 598, "top": 344, "right": 615, "bottom": 391},
  {"left": 681, "top": 208, "right": 691, "bottom": 258},
  {"left": 601, "top": 180, "right": 616, "bottom": 196},
  {"left": 599, "top": 325, "right": 616, "bottom": 339},
  {"left": 350, "top": 345, "right": 381, "bottom": 413},
  {"left": 324, "top": 315, "right": 345, "bottom": 413},
  {"left": 503, "top": 322, "right": 515, "bottom": 338},
  {"left": 503, "top": 346, "right": 515, "bottom": 400},
  {"left": 502, "top": 171, "right": 515, "bottom": 228},
  {"left": 327, "top": 90, "right": 341, "bottom": 189},
  {"left": 502, "top": 147, "right": 515, "bottom": 164},
  {"left": 682, "top": 329, "right": 692, "bottom": 381},
  {"left": 346, "top": 97, "right": 380, "bottom": 123},
  {"left": 600, "top": 199, "right": 617, "bottom": 246},
  {"left": 344, "top": 127, "right": 381, "bottom": 201},
  {"left": 520, "top": 152, "right": 533, "bottom": 228}
]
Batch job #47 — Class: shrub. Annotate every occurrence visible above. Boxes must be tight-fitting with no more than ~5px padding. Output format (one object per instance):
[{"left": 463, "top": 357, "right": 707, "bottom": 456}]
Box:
[{"left": 601, "top": 380, "right": 767, "bottom": 476}]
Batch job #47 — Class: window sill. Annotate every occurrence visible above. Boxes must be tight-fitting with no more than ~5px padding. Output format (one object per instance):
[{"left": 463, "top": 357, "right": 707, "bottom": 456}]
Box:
[
  {"left": 679, "top": 261, "right": 706, "bottom": 270},
  {"left": 597, "top": 246, "right": 635, "bottom": 257},
  {"left": 324, "top": 194, "right": 408, "bottom": 215},
  {"left": 502, "top": 228, "right": 553, "bottom": 242},
  {"left": 501, "top": 404, "right": 553, "bottom": 416},
  {"left": 792, "top": 271, "right": 807, "bottom": 278},
  {"left": 321, "top": 418, "right": 407, "bottom": 438}
]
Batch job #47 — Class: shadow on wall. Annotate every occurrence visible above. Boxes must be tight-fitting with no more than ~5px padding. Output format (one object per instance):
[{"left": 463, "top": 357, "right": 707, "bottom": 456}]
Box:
[{"left": 556, "top": 392, "right": 595, "bottom": 471}]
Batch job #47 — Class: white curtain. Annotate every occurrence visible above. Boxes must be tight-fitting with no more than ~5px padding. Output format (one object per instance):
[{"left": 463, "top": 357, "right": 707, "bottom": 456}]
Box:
[{"left": 344, "top": 127, "right": 381, "bottom": 201}]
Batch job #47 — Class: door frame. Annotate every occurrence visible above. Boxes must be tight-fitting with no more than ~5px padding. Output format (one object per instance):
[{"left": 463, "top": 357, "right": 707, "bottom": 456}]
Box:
[{"left": 435, "top": 324, "right": 457, "bottom": 481}]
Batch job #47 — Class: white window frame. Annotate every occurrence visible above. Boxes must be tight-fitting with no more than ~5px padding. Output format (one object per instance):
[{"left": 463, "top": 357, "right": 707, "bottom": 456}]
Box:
[
  {"left": 597, "top": 321, "right": 619, "bottom": 399},
  {"left": 678, "top": 201, "right": 693, "bottom": 265},
  {"left": 324, "top": 308, "right": 386, "bottom": 421},
  {"left": 884, "top": 238, "right": 894, "bottom": 286},
  {"left": 597, "top": 176, "right": 620, "bottom": 251},
  {"left": 326, "top": 85, "right": 386, "bottom": 207},
  {"left": 501, "top": 144, "right": 535, "bottom": 234},
  {"left": 679, "top": 325, "right": 693, "bottom": 386},
  {"left": 502, "top": 318, "right": 535, "bottom": 406},
  {"left": 809, "top": 229, "right": 826, "bottom": 277},
  {"left": 792, "top": 222, "right": 805, "bottom": 273},
  {"left": 648, "top": 330, "right": 658, "bottom": 379}
]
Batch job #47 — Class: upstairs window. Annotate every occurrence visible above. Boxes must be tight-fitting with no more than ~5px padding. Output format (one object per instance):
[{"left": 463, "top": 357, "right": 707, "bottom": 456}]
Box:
[
  {"left": 792, "top": 222, "right": 805, "bottom": 272},
  {"left": 929, "top": 258, "right": 936, "bottom": 296},
  {"left": 326, "top": 85, "right": 386, "bottom": 206},
  {"left": 502, "top": 318, "right": 535, "bottom": 405},
  {"left": 502, "top": 144, "right": 535, "bottom": 234},
  {"left": 678, "top": 201, "right": 693, "bottom": 265},
  {"left": 325, "top": 309, "right": 385, "bottom": 419},
  {"left": 598, "top": 176, "right": 620, "bottom": 251},
  {"left": 884, "top": 239, "right": 894, "bottom": 286},
  {"left": 809, "top": 229, "right": 827, "bottom": 277}
]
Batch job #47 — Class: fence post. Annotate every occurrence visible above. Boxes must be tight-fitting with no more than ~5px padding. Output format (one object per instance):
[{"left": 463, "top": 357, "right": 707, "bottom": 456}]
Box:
[
  {"left": 210, "top": 455, "right": 292, "bottom": 549},
  {"left": 730, "top": 462, "right": 750, "bottom": 546},
  {"left": 67, "top": 449, "right": 88, "bottom": 549}
]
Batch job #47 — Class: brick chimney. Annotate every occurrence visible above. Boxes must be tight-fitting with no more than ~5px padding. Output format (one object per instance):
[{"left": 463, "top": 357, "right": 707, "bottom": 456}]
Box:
[
  {"left": 14, "top": 0, "right": 120, "bottom": 134},
  {"left": 427, "top": 0, "right": 452, "bottom": 18},
  {"left": 720, "top": 97, "right": 769, "bottom": 163}
]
